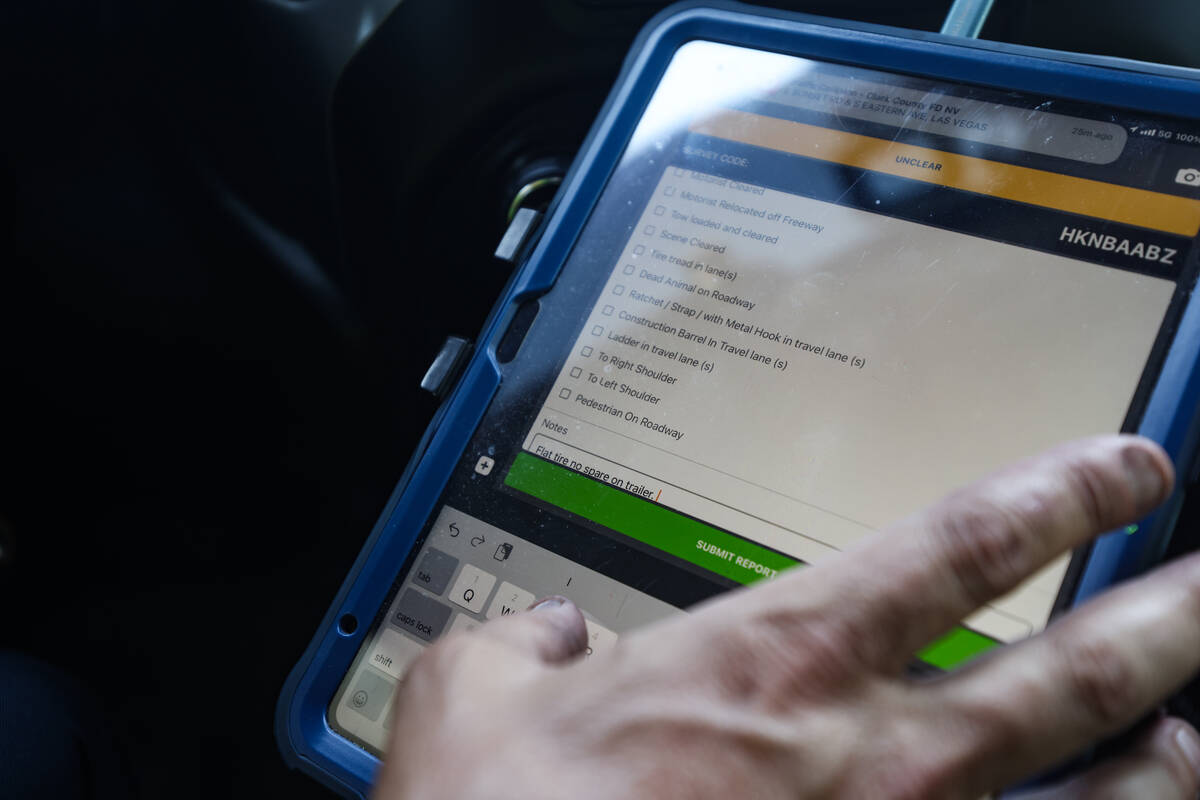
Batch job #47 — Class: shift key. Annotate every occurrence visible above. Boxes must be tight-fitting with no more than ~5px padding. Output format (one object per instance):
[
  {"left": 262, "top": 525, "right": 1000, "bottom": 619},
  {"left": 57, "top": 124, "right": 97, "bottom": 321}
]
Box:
[{"left": 392, "top": 589, "right": 452, "bottom": 642}]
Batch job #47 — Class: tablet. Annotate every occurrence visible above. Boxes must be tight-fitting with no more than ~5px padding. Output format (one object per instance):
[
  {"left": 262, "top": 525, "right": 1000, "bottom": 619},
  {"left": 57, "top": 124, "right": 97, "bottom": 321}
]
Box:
[{"left": 278, "top": 3, "right": 1200, "bottom": 794}]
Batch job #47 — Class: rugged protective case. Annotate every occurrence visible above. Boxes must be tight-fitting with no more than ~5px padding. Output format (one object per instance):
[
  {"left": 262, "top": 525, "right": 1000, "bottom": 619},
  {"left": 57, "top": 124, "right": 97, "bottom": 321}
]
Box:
[{"left": 276, "top": 3, "right": 1200, "bottom": 795}]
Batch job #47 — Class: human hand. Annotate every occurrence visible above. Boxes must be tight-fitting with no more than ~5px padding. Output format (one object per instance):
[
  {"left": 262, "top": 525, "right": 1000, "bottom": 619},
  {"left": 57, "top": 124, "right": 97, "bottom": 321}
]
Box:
[{"left": 373, "top": 435, "right": 1200, "bottom": 799}]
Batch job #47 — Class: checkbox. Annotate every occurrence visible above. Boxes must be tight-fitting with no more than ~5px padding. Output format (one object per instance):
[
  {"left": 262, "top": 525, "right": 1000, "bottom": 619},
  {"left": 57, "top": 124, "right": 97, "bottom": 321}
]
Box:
[
  {"left": 673, "top": 167, "right": 686, "bottom": 177},
  {"left": 581, "top": 346, "right": 593, "bottom": 357},
  {"left": 632, "top": 245, "right": 645, "bottom": 256},
  {"left": 613, "top": 284, "right": 625, "bottom": 296},
  {"left": 559, "top": 388, "right": 572, "bottom": 400},
  {"left": 602, "top": 305, "right": 614, "bottom": 316},
  {"left": 591, "top": 325, "right": 604, "bottom": 336},
  {"left": 623, "top": 264, "right": 635, "bottom": 275},
  {"left": 569, "top": 367, "right": 582, "bottom": 378},
  {"left": 664, "top": 186, "right": 675, "bottom": 197},
  {"left": 653, "top": 205, "right": 666, "bottom": 216},
  {"left": 643, "top": 225, "right": 656, "bottom": 236}
]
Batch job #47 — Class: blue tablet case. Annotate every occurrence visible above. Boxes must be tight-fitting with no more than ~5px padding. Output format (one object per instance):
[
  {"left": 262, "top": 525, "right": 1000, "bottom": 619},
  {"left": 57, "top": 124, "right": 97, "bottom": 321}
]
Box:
[{"left": 277, "top": 3, "right": 1200, "bottom": 795}]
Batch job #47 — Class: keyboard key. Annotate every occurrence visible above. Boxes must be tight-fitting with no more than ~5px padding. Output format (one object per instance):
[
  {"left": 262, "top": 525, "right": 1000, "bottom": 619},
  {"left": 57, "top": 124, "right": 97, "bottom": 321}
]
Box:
[
  {"left": 485, "top": 581, "right": 536, "bottom": 620},
  {"left": 346, "top": 668, "right": 395, "bottom": 722},
  {"left": 412, "top": 548, "right": 458, "bottom": 595},
  {"left": 368, "top": 628, "right": 426, "bottom": 680},
  {"left": 584, "top": 618, "right": 619, "bottom": 657},
  {"left": 392, "top": 589, "right": 452, "bottom": 641},
  {"left": 448, "top": 564, "right": 497, "bottom": 614}
]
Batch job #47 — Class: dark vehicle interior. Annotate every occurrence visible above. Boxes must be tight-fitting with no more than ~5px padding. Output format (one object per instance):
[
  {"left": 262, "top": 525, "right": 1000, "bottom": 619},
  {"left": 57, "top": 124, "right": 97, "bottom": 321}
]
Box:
[{"left": 4, "top": 0, "right": 1200, "bottom": 796}]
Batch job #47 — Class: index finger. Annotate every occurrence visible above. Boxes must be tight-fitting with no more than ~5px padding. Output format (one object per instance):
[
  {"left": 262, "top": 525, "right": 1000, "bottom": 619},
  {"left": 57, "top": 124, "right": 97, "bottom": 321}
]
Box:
[
  {"left": 697, "top": 435, "right": 1172, "bottom": 675},
  {"left": 852, "top": 434, "right": 1172, "bottom": 670}
]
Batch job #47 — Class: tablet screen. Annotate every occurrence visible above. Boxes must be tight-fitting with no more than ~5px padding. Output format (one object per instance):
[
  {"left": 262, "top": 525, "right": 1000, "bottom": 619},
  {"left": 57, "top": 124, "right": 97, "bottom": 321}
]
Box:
[{"left": 331, "top": 40, "right": 1200, "bottom": 753}]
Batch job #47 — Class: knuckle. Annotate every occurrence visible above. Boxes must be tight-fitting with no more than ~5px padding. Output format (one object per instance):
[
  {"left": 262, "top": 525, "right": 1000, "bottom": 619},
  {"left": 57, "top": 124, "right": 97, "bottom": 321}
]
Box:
[
  {"left": 1056, "top": 634, "right": 1138, "bottom": 728},
  {"left": 936, "top": 499, "right": 1036, "bottom": 605},
  {"left": 709, "top": 609, "right": 864, "bottom": 707},
  {"left": 856, "top": 743, "right": 960, "bottom": 800},
  {"left": 1063, "top": 454, "right": 1121, "bottom": 531},
  {"left": 848, "top": 580, "right": 920, "bottom": 667},
  {"left": 861, "top": 769, "right": 925, "bottom": 800},
  {"left": 961, "top": 687, "right": 1032, "bottom": 758},
  {"left": 766, "top": 610, "right": 864, "bottom": 676},
  {"left": 877, "top": 767, "right": 950, "bottom": 800}
]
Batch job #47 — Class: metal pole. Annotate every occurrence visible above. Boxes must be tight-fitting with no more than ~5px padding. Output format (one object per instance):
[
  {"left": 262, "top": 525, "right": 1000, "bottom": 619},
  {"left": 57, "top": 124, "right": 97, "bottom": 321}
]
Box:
[{"left": 940, "top": 0, "right": 996, "bottom": 38}]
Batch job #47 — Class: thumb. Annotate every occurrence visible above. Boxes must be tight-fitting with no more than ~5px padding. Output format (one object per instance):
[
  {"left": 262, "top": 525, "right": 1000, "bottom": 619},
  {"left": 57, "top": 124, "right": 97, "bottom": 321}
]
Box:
[{"left": 474, "top": 595, "right": 589, "bottom": 665}]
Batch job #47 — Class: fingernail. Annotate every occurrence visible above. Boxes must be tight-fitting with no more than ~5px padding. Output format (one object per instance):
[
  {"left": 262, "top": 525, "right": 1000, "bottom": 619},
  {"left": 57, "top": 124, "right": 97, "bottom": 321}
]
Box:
[
  {"left": 528, "top": 596, "right": 568, "bottom": 612},
  {"left": 1174, "top": 725, "right": 1200, "bottom": 778},
  {"left": 1123, "top": 444, "right": 1167, "bottom": 507}
]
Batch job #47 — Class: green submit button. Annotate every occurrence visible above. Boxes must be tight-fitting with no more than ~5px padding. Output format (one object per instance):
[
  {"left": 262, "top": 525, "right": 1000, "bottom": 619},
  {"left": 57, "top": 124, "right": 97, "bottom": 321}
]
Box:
[
  {"left": 505, "top": 451, "right": 794, "bottom": 585},
  {"left": 503, "top": 450, "right": 998, "bottom": 670}
]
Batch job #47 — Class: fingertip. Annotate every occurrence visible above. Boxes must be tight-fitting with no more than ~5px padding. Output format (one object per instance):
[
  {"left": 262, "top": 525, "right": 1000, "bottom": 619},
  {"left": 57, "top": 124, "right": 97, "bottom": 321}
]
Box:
[
  {"left": 1131, "top": 715, "right": 1200, "bottom": 799},
  {"left": 1164, "top": 717, "right": 1200, "bottom": 787},
  {"left": 1021, "top": 716, "right": 1200, "bottom": 800},
  {"left": 527, "top": 596, "right": 589, "bottom": 662},
  {"left": 471, "top": 596, "right": 588, "bottom": 665},
  {"left": 1113, "top": 435, "right": 1174, "bottom": 510},
  {"left": 528, "top": 595, "right": 572, "bottom": 612}
]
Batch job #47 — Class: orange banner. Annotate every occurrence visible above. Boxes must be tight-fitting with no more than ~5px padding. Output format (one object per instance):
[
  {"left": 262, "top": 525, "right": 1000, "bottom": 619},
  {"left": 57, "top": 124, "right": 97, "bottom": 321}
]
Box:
[{"left": 691, "top": 110, "right": 1200, "bottom": 238}]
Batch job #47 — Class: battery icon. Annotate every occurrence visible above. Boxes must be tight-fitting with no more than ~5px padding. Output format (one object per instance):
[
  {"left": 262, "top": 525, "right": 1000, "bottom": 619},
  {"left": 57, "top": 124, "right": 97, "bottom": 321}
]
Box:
[{"left": 494, "top": 543, "right": 513, "bottom": 562}]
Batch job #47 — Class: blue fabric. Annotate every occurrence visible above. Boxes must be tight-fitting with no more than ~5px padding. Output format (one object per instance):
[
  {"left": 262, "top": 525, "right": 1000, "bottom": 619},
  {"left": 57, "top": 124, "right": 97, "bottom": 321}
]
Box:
[{"left": 0, "top": 653, "right": 135, "bottom": 799}]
